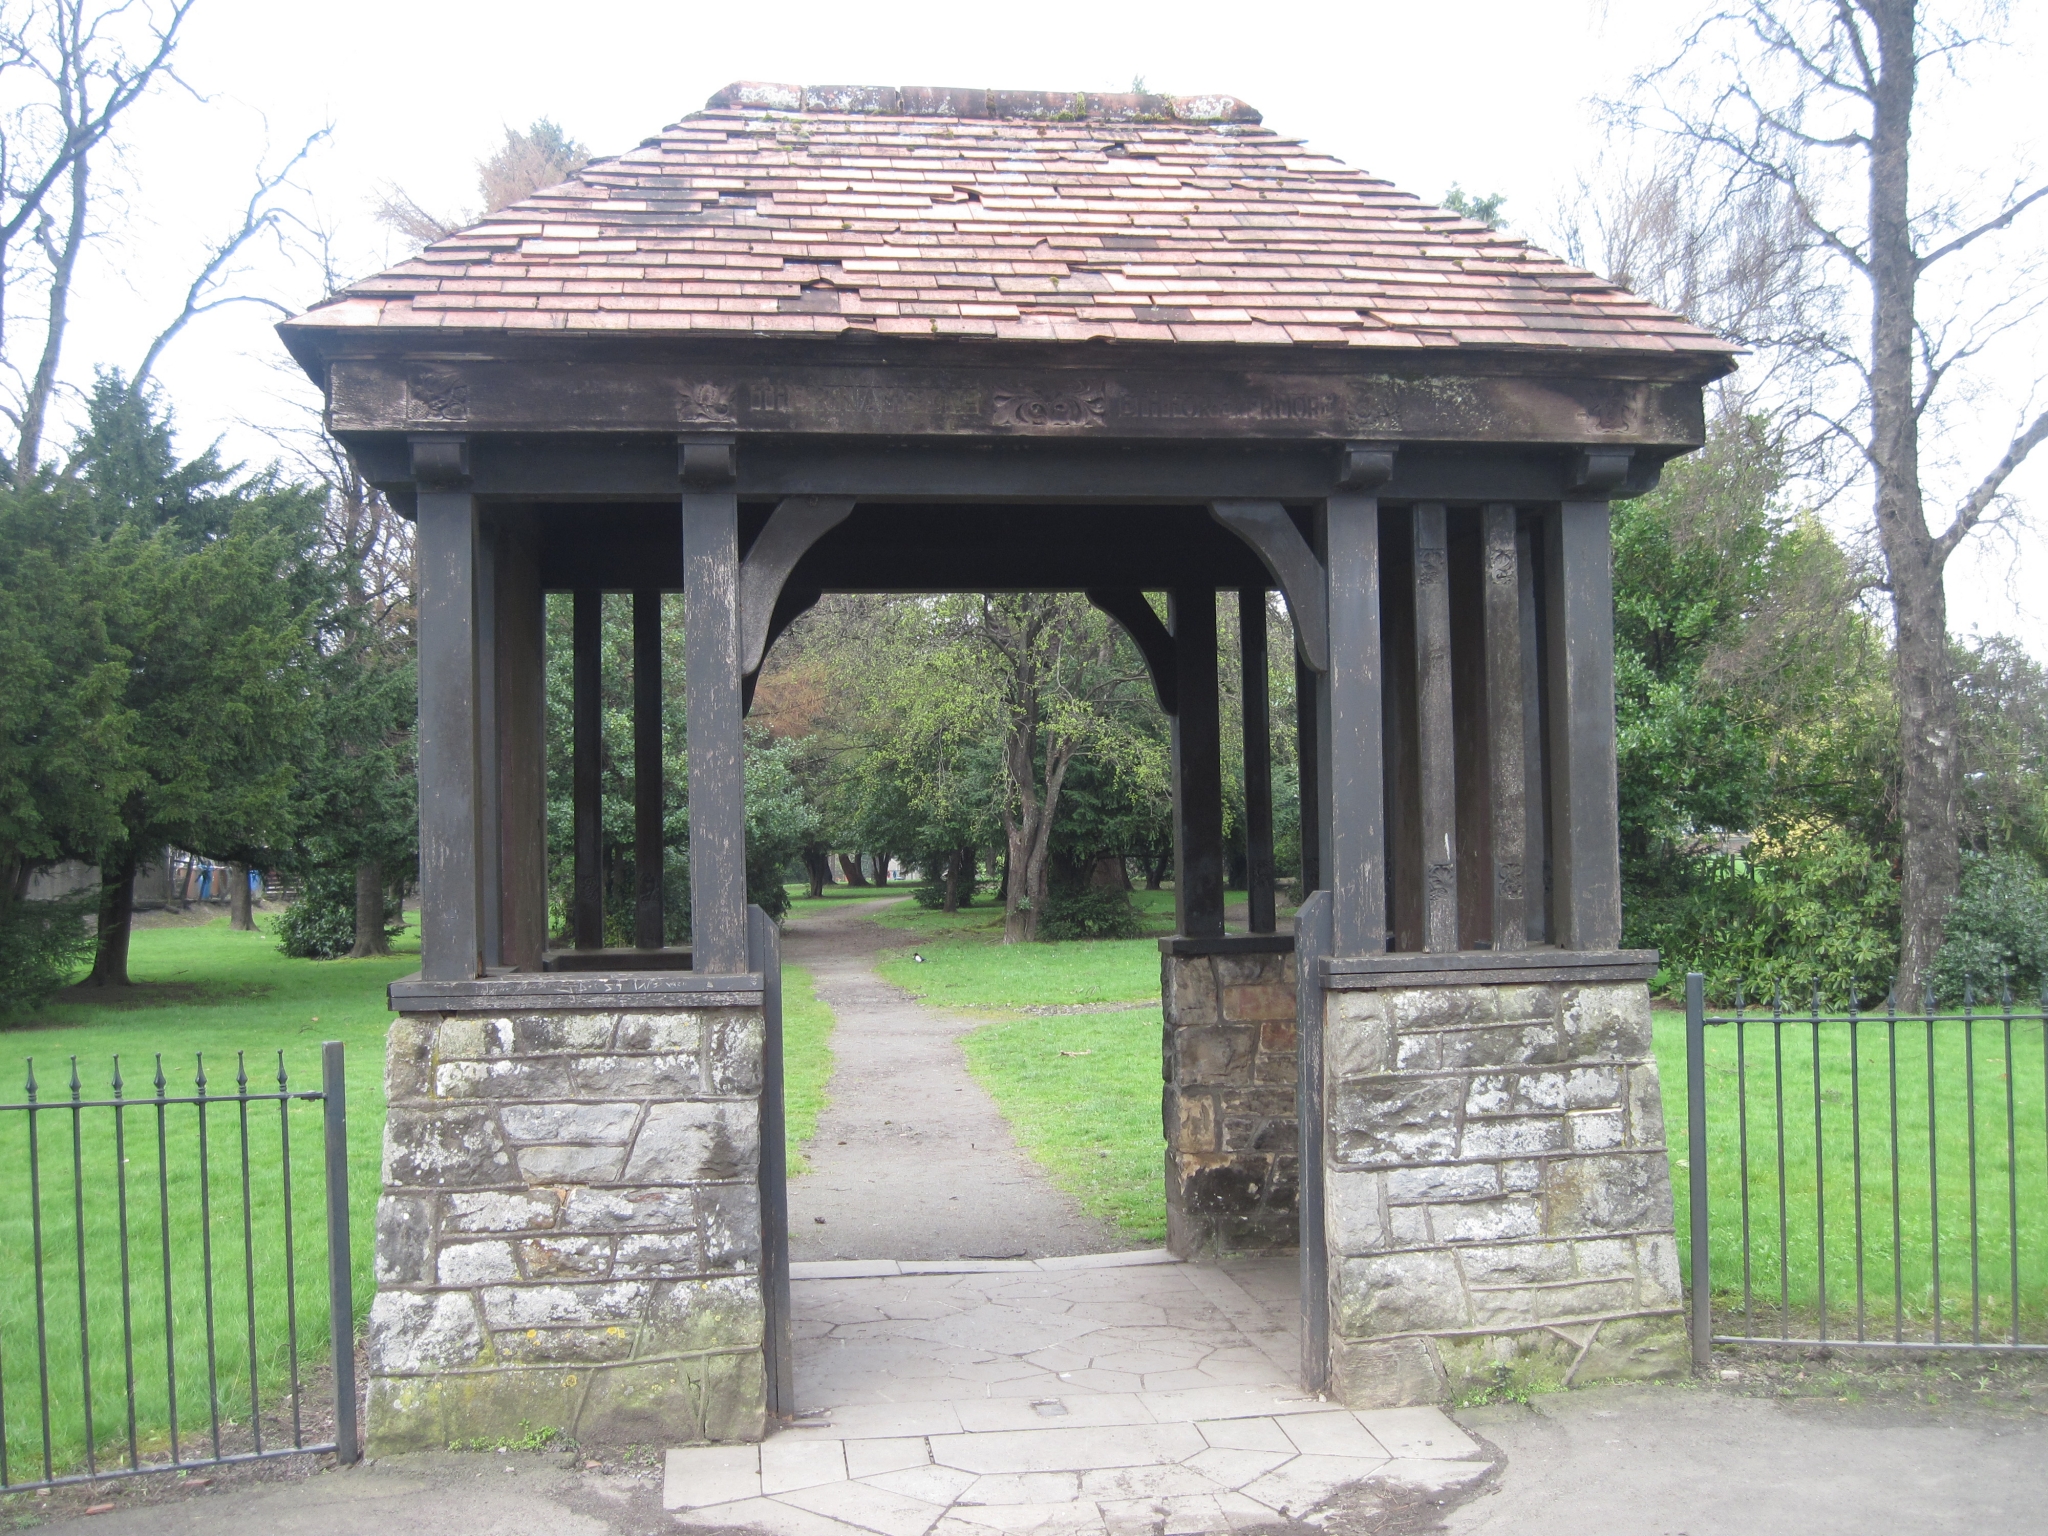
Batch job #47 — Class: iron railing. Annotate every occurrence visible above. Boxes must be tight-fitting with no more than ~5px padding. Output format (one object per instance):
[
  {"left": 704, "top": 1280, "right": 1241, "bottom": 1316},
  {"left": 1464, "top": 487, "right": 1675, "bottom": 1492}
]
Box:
[
  {"left": 1686, "top": 974, "right": 2048, "bottom": 1366},
  {"left": 0, "top": 1040, "right": 356, "bottom": 1491}
]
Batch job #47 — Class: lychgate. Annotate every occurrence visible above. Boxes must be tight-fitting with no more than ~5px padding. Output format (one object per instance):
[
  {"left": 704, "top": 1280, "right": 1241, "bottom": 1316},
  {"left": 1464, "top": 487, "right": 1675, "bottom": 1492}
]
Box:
[{"left": 281, "top": 80, "right": 1736, "bottom": 1452}]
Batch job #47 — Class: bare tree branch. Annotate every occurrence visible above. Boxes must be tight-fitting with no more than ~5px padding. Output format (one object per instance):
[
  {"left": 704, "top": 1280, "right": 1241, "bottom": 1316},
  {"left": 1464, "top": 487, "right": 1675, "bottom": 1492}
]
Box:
[{"left": 1936, "top": 410, "right": 2048, "bottom": 561}]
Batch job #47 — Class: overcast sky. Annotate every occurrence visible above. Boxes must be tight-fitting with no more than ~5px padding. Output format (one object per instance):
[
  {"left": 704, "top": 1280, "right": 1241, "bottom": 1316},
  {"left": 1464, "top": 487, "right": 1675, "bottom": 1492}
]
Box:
[{"left": 55, "top": 0, "right": 2048, "bottom": 653}]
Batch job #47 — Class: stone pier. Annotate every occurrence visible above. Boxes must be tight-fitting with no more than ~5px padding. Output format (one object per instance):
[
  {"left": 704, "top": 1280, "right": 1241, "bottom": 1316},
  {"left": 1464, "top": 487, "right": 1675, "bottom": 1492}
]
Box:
[
  {"left": 1317, "top": 962, "right": 1686, "bottom": 1405},
  {"left": 1162, "top": 939, "right": 1300, "bottom": 1257},
  {"left": 367, "top": 979, "right": 769, "bottom": 1452}
]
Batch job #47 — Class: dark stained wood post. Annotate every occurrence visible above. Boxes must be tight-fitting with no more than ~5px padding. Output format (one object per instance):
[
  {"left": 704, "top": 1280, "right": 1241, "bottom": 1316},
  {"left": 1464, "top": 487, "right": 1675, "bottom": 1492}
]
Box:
[
  {"left": 476, "top": 524, "right": 501, "bottom": 968},
  {"left": 1412, "top": 503, "right": 1458, "bottom": 953},
  {"left": 683, "top": 440, "right": 748, "bottom": 974},
  {"left": 633, "top": 589, "right": 665, "bottom": 949},
  {"left": 1296, "top": 650, "right": 1321, "bottom": 897},
  {"left": 1544, "top": 499, "right": 1623, "bottom": 950},
  {"left": 413, "top": 453, "right": 483, "bottom": 983},
  {"left": 1325, "top": 450, "right": 1390, "bottom": 956},
  {"left": 1240, "top": 589, "right": 1276, "bottom": 934},
  {"left": 1170, "top": 588, "right": 1225, "bottom": 938},
  {"left": 1518, "top": 517, "right": 1552, "bottom": 944},
  {"left": 1481, "top": 505, "right": 1528, "bottom": 950},
  {"left": 494, "top": 511, "right": 548, "bottom": 970},
  {"left": 571, "top": 587, "right": 604, "bottom": 951}
]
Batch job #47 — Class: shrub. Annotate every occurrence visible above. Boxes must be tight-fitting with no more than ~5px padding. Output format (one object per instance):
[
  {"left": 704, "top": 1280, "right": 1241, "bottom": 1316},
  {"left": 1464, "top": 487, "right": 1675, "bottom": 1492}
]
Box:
[
  {"left": 1037, "top": 885, "right": 1142, "bottom": 941},
  {"left": 911, "top": 877, "right": 977, "bottom": 910},
  {"left": 0, "top": 894, "right": 95, "bottom": 1015},
  {"left": 1625, "top": 817, "right": 1899, "bottom": 1005},
  {"left": 276, "top": 867, "right": 406, "bottom": 960},
  {"left": 1931, "top": 850, "right": 2048, "bottom": 1005}
]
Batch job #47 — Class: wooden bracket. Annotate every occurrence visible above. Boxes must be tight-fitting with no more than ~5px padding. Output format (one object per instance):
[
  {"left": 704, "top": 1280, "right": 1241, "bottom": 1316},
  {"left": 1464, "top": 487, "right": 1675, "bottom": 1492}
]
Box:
[
  {"left": 1085, "top": 588, "right": 1177, "bottom": 715},
  {"left": 409, "top": 433, "right": 469, "bottom": 484},
  {"left": 1209, "top": 500, "right": 1329, "bottom": 672},
  {"left": 1568, "top": 447, "right": 1633, "bottom": 495},
  {"left": 679, "top": 434, "right": 738, "bottom": 486},
  {"left": 738, "top": 497, "right": 855, "bottom": 675}
]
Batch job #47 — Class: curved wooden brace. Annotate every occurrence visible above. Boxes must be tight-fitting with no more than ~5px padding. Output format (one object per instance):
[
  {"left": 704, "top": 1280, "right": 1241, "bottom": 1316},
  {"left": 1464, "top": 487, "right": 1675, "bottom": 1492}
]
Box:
[
  {"left": 1086, "top": 587, "right": 1177, "bottom": 715},
  {"left": 739, "top": 496, "right": 856, "bottom": 675},
  {"left": 1209, "top": 500, "right": 1328, "bottom": 672},
  {"left": 741, "top": 586, "right": 822, "bottom": 715}
]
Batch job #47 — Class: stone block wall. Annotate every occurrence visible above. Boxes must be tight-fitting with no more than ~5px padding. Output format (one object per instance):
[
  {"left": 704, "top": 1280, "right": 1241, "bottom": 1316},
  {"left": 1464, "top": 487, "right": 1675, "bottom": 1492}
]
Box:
[
  {"left": 1322, "top": 979, "right": 1685, "bottom": 1405},
  {"left": 1161, "top": 943, "right": 1299, "bottom": 1257},
  {"left": 368, "top": 1006, "right": 768, "bottom": 1452}
]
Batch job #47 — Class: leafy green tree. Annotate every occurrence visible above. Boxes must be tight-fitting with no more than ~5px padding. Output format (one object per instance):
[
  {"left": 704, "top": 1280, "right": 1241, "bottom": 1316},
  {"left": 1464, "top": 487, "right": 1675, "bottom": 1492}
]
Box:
[{"left": 63, "top": 377, "right": 325, "bottom": 986}]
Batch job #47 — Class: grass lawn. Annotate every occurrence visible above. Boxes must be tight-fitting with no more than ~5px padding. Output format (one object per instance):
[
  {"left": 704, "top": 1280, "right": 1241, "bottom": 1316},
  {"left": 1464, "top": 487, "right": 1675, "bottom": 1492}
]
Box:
[
  {"left": 960, "top": 1010, "right": 1169, "bottom": 1245},
  {"left": 0, "top": 917, "right": 411, "bottom": 1481},
  {"left": 780, "top": 965, "right": 834, "bottom": 1175},
  {"left": 867, "top": 888, "right": 1181, "bottom": 1011},
  {"left": 1658, "top": 1005, "right": 2048, "bottom": 1343}
]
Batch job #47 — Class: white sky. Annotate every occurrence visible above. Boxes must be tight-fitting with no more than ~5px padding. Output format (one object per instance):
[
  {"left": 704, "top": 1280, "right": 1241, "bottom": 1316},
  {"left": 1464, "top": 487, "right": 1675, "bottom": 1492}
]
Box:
[{"left": 52, "top": 0, "right": 2048, "bottom": 654}]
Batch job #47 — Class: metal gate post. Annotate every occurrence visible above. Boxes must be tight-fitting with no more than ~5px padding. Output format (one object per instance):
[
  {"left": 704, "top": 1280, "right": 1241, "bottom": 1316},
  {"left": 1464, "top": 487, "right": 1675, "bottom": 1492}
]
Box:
[
  {"left": 1685, "top": 974, "right": 1710, "bottom": 1372},
  {"left": 321, "top": 1041, "right": 358, "bottom": 1464}
]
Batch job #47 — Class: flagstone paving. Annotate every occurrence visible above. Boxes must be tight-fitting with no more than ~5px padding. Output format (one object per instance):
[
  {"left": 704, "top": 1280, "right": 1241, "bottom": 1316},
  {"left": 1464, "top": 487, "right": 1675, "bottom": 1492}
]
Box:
[{"left": 664, "top": 1253, "right": 1493, "bottom": 1534}]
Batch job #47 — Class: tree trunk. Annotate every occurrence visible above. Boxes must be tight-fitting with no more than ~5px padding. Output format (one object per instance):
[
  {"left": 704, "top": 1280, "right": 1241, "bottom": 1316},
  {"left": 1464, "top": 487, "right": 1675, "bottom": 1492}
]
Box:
[
  {"left": 85, "top": 848, "right": 140, "bottom": 987},
  {"left": 802, "top": 847, "right": 830, "bottom": 899},
  {"left": 348, "top": 858, "right": 390, "bottom": 958},
  {"left": 1864, "top": 0, "right": 1956, "bottom": 998},
  {"left": 837, "top": 853, "right": 868, "bottom": 887},
  {"left": 15, "top": 154, "right": 88, "bottom": 479},
  {"left": 228, "top": 861, "right": 255, "bottom": 931},
  {"left": 871, "top": 852, "right": 888, "bottom": 887},
  {"left": 1145, "top": 851, "right": 1166, "bottom": 891}
]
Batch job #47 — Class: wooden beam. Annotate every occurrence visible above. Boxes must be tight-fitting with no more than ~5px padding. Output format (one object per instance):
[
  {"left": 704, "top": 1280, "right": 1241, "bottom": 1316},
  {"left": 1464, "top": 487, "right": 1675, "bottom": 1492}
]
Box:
[
  {"left": 1481, "top": 506, "right": 1528, "bottom": 950},
  {"left": 1240, "top": 589, "right": 1276, "bottom": 934},
  {"left": 1325, "top": 488, "right": 1387, "bottom": 956},
  {"left": 1170, "top": 589, "right": 1224, "bottom": 939},
  {"left": 1293, "top": 888, "right": 1333, "bottom": 1392},
  {"left": 1209, "top": 500, "right": 1328, "bottom": 671},
  {"left": 1544, "top": 500, "right": 1623, "bottom": 950},
  {"left": 1448, "top": 515, "right": 1491, "bottom": 949},
  {"left": 634, "top": 589, "right": 665, "bottom": 950},
  {"left": 1412, "top": 504, "right": 1458, "bottom": 953},
  {"left": 1519, "top": 518, "right": 1552, "bottom": 944},
  {"left": 1086, "top": 588, "right": 1177, "bottom": 715},
  {"left": 738, "top": 496, "right": 855, "bottom": 674},
  {"left": 684, "top": 471, "right": 749, "bottom": 974},
  {"left": 415, "top": 485, "right": 483, "bottom": 982},
  {"left": 494, "top": 511, "right": 547, "bottom": 971},
  {"left": 572, "top": 587, "right": 604, "bottom": 951}
]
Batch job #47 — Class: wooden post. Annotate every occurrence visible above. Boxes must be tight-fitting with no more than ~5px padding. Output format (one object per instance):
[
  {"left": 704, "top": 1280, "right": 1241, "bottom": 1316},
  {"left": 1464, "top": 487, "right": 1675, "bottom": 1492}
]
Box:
[
  {"left": 1325, "top": 487, "right": 1386, "bottom": 957},
  {"left": 414, "top": 485, "right": 482, "bottom": 982},
  {"left": 1296, "top": 650, "right": 1321, "bottom": 897},
  {"left": 494, "top": 511, "right": 547, "bottom": 971},
  {"left": 683, "top": 446, "right": 748, "bottom": 974},
  {"left": 1170, "top": 588, "right": 1224, "bottom": 939},
  {"left": 1481, "top": 505, "right": 1528, "bottom": 951},
  {"left": 633, "top": 589, "right": 665, "bottom": 950},
  {"left": 1240, "top": 589, "right": 1276, "bottom": 934},
  {"left": 1412, "top": 504, "right": 1457, "bottom": 954},
  {"left": 1544, "top": 500, "right": 1623, "bottom": 950},
  {"left": 1518, "top": 518, "right": 1552, "bottom": 944},
  {"left": 476, "top": 526, "right": 500, "bottom": 968},
  {"left": 571, "top": 587, "right": 603, "bottom": 951}
]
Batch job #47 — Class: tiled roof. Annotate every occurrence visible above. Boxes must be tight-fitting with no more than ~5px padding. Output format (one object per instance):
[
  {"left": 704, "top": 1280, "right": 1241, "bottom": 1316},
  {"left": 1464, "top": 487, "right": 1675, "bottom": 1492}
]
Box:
[{"left": 291, "top": 83, "right": 1734, "bottom": 364}]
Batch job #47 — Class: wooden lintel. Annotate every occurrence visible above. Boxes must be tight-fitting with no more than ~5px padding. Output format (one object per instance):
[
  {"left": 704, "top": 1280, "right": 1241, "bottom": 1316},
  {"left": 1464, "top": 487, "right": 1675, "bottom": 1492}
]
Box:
[{"left": 1209, "top": 499, "right": 1329, "bottom": 671}]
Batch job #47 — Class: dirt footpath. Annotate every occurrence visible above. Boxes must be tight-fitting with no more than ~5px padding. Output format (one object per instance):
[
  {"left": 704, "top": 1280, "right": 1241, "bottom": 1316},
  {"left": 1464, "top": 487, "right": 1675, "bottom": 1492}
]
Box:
[{"left": 780, "top": 899, "right": 1122, "bottom": 1262}]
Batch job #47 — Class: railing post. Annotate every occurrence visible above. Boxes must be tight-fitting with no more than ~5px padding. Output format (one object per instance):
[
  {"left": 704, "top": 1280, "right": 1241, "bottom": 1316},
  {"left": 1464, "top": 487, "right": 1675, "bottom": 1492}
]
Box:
[
  {"left": 321, "top": 1041, "right": 358, "bottom": 1465},
  {"left": 1686, "top": 972, "right": 1711, "bottom": 1372},
  {"left": 750, "top": 905, "right": 793, "bottom": 1418}
]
